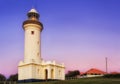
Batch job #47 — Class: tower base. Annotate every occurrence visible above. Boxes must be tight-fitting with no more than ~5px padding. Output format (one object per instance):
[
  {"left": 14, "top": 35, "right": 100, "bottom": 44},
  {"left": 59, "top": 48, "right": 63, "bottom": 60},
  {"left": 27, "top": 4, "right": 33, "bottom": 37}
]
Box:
[{"left": 18, "top": 61, "right": 65, "bottom": 81}]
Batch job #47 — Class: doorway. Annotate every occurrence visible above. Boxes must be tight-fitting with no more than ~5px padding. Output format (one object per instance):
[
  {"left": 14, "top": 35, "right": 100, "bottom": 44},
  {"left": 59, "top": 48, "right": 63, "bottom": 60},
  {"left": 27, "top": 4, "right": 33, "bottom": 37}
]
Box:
[{"left": 45, "top": 69, "right": 48, "bottom": 80}]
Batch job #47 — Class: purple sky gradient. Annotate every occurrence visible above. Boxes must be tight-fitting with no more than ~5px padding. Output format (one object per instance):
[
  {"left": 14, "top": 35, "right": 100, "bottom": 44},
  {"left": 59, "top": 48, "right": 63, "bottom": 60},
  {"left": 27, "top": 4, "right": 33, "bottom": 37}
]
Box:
[{"left": 0, "top": 0, "right": 120, "bottom": 77}]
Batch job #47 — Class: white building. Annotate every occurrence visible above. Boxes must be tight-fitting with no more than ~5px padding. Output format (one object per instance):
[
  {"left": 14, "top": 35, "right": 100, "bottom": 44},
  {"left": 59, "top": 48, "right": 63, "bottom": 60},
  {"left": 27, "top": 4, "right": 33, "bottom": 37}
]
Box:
[
  {"left": 18, "top": 8, "right": 65, "bottom": 82},
  {"left": 84, "top": 68, "right": 106, "bottom": 77}
]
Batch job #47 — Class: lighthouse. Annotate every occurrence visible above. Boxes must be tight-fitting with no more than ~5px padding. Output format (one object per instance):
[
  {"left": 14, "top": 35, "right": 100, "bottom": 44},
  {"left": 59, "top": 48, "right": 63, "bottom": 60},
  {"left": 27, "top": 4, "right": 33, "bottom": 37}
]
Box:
[
  {"left": 23, "top": 8, "right": 43, "bottom": 63},
  {"left": 18, "top": 8, "right": 65, "bottom": 83}
]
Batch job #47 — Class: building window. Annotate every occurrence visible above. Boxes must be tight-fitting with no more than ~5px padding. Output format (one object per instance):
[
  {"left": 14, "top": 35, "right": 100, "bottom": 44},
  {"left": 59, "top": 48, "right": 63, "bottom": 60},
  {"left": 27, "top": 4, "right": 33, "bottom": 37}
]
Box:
[
  {"left": 37, "top": 52, "right": 39, "bottom": 56},
  {"left": 37, "top": 41, "right": 39, "bottom": 44},
  {"left": 38, "top": 69, "right": 39, "bottom": 74},
  {"left": 31, "top": 31, "right": 34, "bottom": 35}
]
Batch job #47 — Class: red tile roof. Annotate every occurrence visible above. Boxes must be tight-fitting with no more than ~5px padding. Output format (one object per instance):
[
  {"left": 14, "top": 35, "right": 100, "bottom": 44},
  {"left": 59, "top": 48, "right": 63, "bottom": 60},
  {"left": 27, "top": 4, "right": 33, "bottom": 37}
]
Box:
[
  {"left": 85, "top": 68, "right": 106, "bottom": 75},
  {"left": 110, "top": 72, "right": 120, "bottom": 74},
  {"left": 80, "top": 72, "right": 85, "bottom": 75}
]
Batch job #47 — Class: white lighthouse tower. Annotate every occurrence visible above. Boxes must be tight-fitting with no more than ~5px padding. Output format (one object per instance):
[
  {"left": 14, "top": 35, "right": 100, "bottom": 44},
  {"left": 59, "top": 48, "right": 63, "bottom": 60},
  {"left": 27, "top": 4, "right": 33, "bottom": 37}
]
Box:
[
  {"left": 18, "top": 8, "right": 65, "bottom": 83},
  {"left": 23, "top": 8, "right": 43, "bottom": 63}
]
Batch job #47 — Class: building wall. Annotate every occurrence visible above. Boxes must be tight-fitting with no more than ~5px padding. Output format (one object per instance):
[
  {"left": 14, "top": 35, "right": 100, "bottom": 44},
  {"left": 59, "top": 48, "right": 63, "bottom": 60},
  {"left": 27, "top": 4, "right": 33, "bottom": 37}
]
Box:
[
  {"left": 42, "top": 64, "right": 65, "bottom": 80},
  {"left": 18, "top": 62, "right": 65, "bottom": 80},
  {"left": 86, "top": 74, "right": 104, "bottom": 77},
  {"left": 18, "top": 64, "right": 33, "bottom": 80},
  {"left": 54, "top": 66, "right": 65, "bottom": 80}
]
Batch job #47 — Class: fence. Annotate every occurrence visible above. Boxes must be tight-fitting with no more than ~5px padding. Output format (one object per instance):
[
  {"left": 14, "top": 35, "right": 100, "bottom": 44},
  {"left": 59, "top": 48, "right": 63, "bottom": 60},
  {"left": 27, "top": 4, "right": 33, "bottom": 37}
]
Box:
[
  {"left": 0, "top": 81, "right": 17, "bottom": 84},
  {"left": 65, "top": 77, "right": 79, "bottom": 80}
]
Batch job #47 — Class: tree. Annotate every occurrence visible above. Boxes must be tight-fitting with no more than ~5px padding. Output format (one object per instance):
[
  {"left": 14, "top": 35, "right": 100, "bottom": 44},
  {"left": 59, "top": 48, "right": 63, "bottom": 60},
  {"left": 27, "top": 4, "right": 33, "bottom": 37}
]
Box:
[
  {"left": 7, "top": 74, "right": 18, "bottom": 81},
  {"left": 65, "top": 70, "right": 80, "bottom": 78},
  {"left": 0, "top": 74, "right": 6, "bottom": 81}
]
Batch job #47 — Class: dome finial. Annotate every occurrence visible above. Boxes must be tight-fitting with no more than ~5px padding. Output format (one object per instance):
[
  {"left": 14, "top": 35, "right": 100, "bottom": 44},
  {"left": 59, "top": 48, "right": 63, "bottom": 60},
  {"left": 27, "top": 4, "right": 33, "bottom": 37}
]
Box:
[{"left": 29, "top": 8, "right": 38, "bottom": 13}]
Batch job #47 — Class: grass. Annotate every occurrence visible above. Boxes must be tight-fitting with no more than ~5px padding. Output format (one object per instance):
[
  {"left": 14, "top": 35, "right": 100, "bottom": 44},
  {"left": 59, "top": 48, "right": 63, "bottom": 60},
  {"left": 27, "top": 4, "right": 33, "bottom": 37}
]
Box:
[{"left": 18, "top": 77, "right": 120, "bottom": 84}]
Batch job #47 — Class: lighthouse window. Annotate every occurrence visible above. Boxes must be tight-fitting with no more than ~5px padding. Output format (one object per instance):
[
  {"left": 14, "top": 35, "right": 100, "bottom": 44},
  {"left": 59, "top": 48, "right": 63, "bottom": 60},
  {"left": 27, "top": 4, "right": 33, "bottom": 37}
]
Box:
[
  {"left": 37, "top": 52, "right": 39, "bottom": 56},
  {"left": 37, "top": 41, "right": 39, "bottom": 44},
  {"left": 31, "top": 31, "right": 34, "bottom": 35}
]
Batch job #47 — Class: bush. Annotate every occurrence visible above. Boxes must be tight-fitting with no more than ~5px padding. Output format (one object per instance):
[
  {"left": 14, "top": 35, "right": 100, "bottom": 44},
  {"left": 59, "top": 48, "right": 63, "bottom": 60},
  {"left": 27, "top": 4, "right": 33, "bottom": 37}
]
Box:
[
  {"left": 7, "top": 74, "right": 18, "bottom": 81},
  {"left": 0, "top": 74, "right": 6, "bottom": 81},
  {"left": 103, "top": 74, "right": 120, "bottom": 78},
  {"left": 66, "top": 70, "right": 80, "bottom": 78}
]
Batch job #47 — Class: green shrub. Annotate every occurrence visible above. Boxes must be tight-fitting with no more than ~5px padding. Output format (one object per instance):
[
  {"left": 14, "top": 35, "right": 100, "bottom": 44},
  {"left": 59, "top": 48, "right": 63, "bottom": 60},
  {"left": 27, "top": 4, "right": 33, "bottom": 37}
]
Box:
[
  {"left": 65, "top": 70, "right": 80, "bottom": 78},
  {"left": 103, "top": 74, "right": 120, "bottom": 78},
  {"left": 7, "top": 74, "right": 18, "bottom": 81},
  {"left": 0, "top": 73, "right": 6, "bottom": 81}
]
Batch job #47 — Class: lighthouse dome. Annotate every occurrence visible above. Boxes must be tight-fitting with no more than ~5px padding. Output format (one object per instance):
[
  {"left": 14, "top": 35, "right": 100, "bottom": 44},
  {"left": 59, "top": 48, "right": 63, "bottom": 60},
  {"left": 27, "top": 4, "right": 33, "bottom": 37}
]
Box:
[{"left": 29, "top": 8, "right": 38, "bottom": 13}]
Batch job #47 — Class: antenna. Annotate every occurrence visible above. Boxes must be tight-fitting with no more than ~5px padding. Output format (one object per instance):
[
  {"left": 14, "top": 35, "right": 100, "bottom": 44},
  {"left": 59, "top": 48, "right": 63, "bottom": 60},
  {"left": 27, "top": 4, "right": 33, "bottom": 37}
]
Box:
[
  {"left": 105, "top": 57, "right": 108, "bottom": 74},
  {"left": 31, "top": 0, "right": 38, "bottom": 12},
  {"left": 31, "top": 0, "right": 35, "bottom": 9}
]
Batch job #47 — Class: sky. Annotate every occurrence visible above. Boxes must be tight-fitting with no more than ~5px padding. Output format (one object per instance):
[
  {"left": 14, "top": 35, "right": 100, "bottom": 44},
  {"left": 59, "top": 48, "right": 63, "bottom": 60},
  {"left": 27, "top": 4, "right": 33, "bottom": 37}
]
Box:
[{"left": 0, "top": 0, "right": 120, "bottom": 77}]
